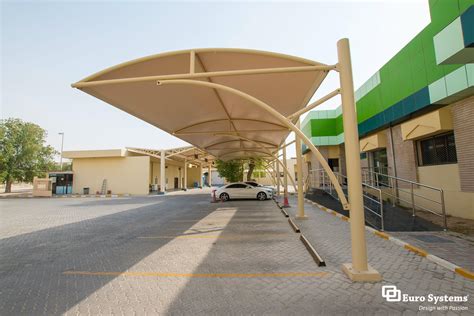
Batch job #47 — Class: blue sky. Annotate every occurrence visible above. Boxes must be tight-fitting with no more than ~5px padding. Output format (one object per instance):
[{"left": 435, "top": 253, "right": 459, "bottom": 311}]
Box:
[{"left": 1, "top": 0, "right": 430, "bottom": 158}]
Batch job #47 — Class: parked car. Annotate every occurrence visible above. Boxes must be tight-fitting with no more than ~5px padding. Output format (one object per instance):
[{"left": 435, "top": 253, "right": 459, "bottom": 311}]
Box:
[
  {"left": 213, "top": 182, "right": 273, "bottom": 201},
  {"left": 244, "top": 181, "right": 277, "bottom": 194}
]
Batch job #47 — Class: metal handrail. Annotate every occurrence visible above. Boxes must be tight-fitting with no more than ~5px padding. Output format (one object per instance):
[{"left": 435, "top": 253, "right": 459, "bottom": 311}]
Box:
[
  {"left": 361, "top": 169, "right": 447, "bottom": 230},
  {"left": 362, "top": 168, "right": 443, "bottom": 191},
  {"left": 303, "top": 173, "right": 310, "bottom": 193},
  {"left": 310, "top": 167, "right": 448, "bottom": 231},
  {"left": 311, "top": 168, "right": 384, "bottom": 231}
]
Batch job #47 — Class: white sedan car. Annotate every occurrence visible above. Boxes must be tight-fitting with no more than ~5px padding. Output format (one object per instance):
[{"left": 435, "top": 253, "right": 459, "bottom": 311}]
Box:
[
  {"left": 213, "top": 182, "right": 273, "bottom": 201},
  {"left": 245, "top": 181, "right": 277, "bottom": 195}
]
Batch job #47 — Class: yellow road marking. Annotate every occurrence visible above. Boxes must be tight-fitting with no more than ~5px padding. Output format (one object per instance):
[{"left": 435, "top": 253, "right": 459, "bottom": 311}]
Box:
[
  {"left": 63, "top": 271, "right": 329, "bottom": 278},
  {"left": 137, "top": 233, "right": 290, "bottom": 240},
  {"left": 171, "top": 219, "right": 281, "bottom": 222}
]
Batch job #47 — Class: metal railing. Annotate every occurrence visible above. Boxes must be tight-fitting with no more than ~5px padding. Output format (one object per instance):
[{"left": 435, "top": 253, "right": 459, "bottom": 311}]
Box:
[
  {"left": 309, "top": 169, "right": 384, "bottom": 231},
  {"left": 361, "top": 169, "right": 447, "bottom": 230}
]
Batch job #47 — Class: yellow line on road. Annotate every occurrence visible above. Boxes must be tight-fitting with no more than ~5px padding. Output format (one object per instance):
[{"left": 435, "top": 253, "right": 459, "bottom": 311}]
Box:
[
  {"left": 171, "top": 219, "right": 281, "bottom": 223},
  {"left": 63, "top": 271, "right": 329, "bottom": 278},
  {"left": 137, "top": 233, "right": 290, "bottom": 239}
]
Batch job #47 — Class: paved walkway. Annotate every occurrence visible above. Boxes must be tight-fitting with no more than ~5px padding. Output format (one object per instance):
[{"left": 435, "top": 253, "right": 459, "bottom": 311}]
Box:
[
  {"left": 1, "top": 191, "right": 472, "bottom": 315},
  {"left": 303, "top": 191, "right": 474, "bottom": 273},
  {"left": 282, "top": 195, "right": 473, "bottom": 314}
]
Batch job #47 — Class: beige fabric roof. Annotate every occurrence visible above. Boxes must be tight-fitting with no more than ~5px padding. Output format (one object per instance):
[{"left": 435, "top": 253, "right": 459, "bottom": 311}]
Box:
[{"left": 73, "top": 48, "right": 328, "bottom": 161}]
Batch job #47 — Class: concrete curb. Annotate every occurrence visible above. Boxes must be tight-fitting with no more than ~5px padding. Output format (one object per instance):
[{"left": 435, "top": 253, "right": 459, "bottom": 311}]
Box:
[
  {"left": 288, "top": 218, "right": 301, "bottom": 233},
  {"left": 304, "top": 198, "right": 474, "bottom": 281},
  {"left": 300, "top": 234, "right": 326, "bottom": 267}
]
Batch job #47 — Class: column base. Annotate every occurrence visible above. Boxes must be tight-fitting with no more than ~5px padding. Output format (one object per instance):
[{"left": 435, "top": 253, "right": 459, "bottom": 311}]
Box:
[
  {"left": 342, "top": 263, "right": 382, "bottom": 282},
  {"left": 295, "top": 215, "right": 308, "bottom": 220}
]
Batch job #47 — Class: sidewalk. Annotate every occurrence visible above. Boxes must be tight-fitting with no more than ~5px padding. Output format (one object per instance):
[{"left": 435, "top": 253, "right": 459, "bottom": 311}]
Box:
[
  {"left": 294, "top": 193, "right": 474, "bottom": 275},
  {"left": 277, "top": 195, "right": 473, "bottom": 312}
]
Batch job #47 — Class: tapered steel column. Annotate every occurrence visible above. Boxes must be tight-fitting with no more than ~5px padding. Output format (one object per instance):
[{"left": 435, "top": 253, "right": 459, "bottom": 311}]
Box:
[
  {"left": 198, "top": 165, "right": 203, "bottom": 188},
  {"left": 338, "top": 38, "right": 381, "bottom": 281},
  {"left": 282, "top": 143, "right": 290, "bottom": 207},
  {"left": 295, "top": 120, "right": 306, "bottom": 219},
  {"left": 183, "top": 159, "right": 187, "bottom": 190},
  {"left": 283, "top": 146, "right": 289, "bottom": 192},
  {"left": 276, "top": 159, "right": 281, "bottom": 196},
  {"left": 160, "top": 150, "right": 166, "bottom": 193},
  {"left": 208, "top": 165, "right": 212, "bottom": 187}
]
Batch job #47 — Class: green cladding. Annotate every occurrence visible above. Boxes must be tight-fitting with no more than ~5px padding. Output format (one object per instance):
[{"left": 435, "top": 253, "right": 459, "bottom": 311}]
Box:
[{"left": 302, "top": 0, "right": 474, "bottom": 142}]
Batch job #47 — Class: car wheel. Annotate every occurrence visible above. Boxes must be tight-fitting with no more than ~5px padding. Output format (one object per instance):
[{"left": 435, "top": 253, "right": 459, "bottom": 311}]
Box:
[
  {"left": 257, "top": 192, "right": 267, "bottom": 201},
  {"left": 220, "top": 193, "right": 230, "bottom": 201}
]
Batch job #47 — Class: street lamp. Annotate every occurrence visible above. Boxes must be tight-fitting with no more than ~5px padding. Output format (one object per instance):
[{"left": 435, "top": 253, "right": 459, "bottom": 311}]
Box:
[{"left": 58, "top": 132, "right": 64, "bottom": 171}]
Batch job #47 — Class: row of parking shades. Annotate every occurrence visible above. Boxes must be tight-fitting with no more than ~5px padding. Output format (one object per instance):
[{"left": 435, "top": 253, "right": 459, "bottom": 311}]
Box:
[{"left": 308, "top": 169, "right": 448, "bottom": 232}]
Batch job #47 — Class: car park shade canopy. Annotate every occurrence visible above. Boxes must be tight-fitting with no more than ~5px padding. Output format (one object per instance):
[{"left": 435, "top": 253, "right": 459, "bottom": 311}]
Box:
[{"left": 72, "top": 48, "right": 329, "bottom": 160}]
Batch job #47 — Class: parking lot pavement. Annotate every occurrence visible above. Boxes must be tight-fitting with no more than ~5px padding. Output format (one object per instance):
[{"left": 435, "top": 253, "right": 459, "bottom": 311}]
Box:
[
  {"left": 283, "top": 195, "right": 474, "bottom": 314},
  {"left": 1, "top": 191, "right": 472, "bottom": 315}
]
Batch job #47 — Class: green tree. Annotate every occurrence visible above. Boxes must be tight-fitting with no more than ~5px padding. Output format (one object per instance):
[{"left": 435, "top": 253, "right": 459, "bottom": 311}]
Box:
[
  {"left": 50, "top": 161, "right": 72, "bottom": 172},
  {"left": 215, "top": 159, "right": 243, "bottom": 183},
  {"left": 0, "top": 118, "right": 57, "bottom": 193},
  {"left": 246, "top": 158, "right": 264, "bottom": 181}
]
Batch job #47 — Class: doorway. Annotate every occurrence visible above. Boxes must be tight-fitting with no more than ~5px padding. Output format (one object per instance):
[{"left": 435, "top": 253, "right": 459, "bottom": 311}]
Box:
[
  {"left": 174, "top": 177, "right": 179, "bottom": 189},
  {"left": 370, "top": 149, "right": 388, "bottom": 186},
  {"left": 328, "top": 159, "right": 339, "bottom": 172}
]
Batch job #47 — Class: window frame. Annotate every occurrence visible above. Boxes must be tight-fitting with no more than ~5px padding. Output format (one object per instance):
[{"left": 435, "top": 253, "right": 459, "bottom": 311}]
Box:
[{"left": 416, "top": 132, "right": 457, "bottom": 167}]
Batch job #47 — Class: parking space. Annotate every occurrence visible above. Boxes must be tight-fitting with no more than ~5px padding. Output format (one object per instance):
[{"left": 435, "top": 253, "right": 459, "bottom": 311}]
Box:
[
  {"left": 1, "top": 190, "right": 472, "bottom": 315},
  {"left": 0, "top": 190, "right": 325, "bottom": 315}
]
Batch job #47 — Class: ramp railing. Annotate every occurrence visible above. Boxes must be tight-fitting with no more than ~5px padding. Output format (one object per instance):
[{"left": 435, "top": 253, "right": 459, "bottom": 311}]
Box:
[
  {"left": 309, "top": 169, "right": 384, "bottom": 231},
  {"left": 360, "top": 168, "right": 447, "bottom": 230}
]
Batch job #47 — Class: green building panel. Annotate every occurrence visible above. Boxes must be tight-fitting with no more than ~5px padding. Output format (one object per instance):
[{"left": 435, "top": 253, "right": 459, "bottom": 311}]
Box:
[
  {"left": 309, "top": 118, "right": 338, "bottom": 137},
  {"left": 302, "top": 0, "right": 474, "bottom": 142}
]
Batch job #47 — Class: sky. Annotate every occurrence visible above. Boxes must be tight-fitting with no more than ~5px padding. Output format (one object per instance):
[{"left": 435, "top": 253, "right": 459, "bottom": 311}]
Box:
[{"left": 1, "top": 0, "right": 430, "bottom": 159}]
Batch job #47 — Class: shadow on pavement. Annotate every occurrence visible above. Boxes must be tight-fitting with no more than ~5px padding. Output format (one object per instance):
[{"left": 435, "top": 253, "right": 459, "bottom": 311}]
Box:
[{"left": 0, "top": 194, "right": 213, "bottom": 315}]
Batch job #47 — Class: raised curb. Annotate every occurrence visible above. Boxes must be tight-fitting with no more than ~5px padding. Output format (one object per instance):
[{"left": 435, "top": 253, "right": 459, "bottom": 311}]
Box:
[
  {"left": 300, "top": 234, "right": 326, "bottom": 267},
  {"left": 288, "top": 218, "right": 301, "bottom": 233},
  {"left": 304, "top": 198, "right": 474, "bottom": 281}
]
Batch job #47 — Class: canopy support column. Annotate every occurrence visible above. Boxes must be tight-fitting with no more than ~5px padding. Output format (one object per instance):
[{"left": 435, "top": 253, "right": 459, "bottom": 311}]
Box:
[
  {"left": 295, "top": 120, "right": 307, "bottom": 219},
  {"left": 183, "top": 159, "right": 187, "bottom": 191},
  {"left": 208, "top": 165, "right": 212, "bottom": 187},
  {"left": 160, "top": 150, "right": 166, "bottom": 194},
  {"left": 338, "top": 38, "right": 381, "bottom": 282},
  {"left": 282, "top": 143, "right": 290, "bottom": 208},
  {"left": 275, "top": 160, "right": 280, "bottom": 196},
  {"left": 199, "top": 165, "right": 203, "bottom": 188}
]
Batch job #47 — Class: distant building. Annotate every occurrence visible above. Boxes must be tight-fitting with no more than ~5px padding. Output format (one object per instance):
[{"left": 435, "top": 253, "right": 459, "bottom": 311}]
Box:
[{"left": 63, "top": 147, "right": 212, "bottom": 195}]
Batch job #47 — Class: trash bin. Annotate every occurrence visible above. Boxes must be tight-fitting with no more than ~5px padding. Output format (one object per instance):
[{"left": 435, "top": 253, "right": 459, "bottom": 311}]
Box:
[{"left": 83, "top": 187, "right": 90, "bottom": 195}]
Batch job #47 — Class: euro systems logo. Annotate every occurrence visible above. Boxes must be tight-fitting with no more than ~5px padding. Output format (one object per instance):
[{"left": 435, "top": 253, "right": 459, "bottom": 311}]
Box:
[
  {"left": 382, "top": 285, "right": 469, "bottom": 304},
  {"left": 382, "top": 285, "right": 402, "bottom": 302}
]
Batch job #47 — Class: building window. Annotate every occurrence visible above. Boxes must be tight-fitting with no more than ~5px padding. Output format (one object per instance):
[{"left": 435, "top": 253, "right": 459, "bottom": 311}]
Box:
[{"left": 417, "top": 133, "right": 457, "bottom": 166}]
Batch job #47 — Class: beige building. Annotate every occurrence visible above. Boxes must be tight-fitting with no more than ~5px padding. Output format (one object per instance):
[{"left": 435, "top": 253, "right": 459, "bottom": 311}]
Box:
[
  {"left": 63, "top": 147, "right": 214, "bottom": 195},
  {"left": 303, "top": 99, "right": 474, "bottom": 220}
]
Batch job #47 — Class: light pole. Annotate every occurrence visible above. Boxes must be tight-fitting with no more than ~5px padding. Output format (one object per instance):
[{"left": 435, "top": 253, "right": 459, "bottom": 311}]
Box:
[{"left": 58, "top": 132, "right": 64, "bottom": 171}]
